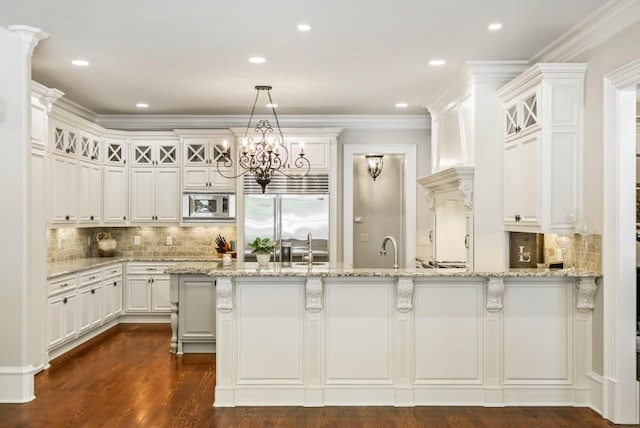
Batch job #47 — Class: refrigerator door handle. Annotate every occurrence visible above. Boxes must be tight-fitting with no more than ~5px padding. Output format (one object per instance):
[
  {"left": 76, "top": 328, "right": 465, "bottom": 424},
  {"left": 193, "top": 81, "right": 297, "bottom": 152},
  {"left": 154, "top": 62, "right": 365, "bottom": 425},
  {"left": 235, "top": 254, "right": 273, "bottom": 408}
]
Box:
[{"left": 275, "top": 196, "right": 280, "bottom": 262}]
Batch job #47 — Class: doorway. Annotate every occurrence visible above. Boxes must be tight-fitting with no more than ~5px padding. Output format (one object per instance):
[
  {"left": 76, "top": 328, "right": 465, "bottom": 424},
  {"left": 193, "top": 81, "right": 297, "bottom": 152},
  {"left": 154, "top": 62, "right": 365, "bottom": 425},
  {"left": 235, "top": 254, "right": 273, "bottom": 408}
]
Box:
[
  {"left": 343, "top": 144, "right": 417, "bottom": 269},
  {"left": 352, "top": 154, "right": 405, "bottom": 268}
]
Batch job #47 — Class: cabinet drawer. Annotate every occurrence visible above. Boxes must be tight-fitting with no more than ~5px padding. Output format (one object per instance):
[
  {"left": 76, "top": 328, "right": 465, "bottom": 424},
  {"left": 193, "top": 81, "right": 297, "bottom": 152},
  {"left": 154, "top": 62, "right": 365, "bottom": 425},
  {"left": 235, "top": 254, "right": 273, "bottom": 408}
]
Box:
[
  {"left": 49, "top": 274, "right": 77, "bottom": 296},
  {"left": 126, "top": 263, "right": 174, "bottom": 275},
  {"left": 103, "top": 264, "right": 123, "bottom": 279},
  {"left": 79, "top": 269, "right": 102, "bottom": 287}
]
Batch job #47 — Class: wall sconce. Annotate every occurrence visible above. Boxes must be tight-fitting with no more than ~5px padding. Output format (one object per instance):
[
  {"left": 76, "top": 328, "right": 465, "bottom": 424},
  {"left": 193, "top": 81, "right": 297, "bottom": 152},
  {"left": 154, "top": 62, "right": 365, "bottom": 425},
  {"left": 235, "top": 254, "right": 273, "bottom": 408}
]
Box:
[{"left": 365, "top": 154, "right": 384, "bottom": 181}]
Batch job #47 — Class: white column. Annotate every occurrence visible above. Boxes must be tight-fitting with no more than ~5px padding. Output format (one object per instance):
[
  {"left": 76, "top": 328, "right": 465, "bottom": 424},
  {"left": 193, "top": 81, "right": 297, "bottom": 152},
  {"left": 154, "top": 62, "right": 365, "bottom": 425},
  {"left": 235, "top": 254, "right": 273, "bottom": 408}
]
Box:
[
  {"left": 484, "top": 277, "right": 504, "bottom": 405},
  {"left": 304, "top": 277, "right": 324, "bottom": 406},
  {"left": 574, "top": 277, "right": 597, "bottom": 405},
  {"left": 214, "top": 277, "right": 234, "bottom": 407},
  {"left": 0, "top": 25, "right": 48, "bottom": 403},
  {"left": 395, "top": 277, "right": 414, "bottom": 405}
]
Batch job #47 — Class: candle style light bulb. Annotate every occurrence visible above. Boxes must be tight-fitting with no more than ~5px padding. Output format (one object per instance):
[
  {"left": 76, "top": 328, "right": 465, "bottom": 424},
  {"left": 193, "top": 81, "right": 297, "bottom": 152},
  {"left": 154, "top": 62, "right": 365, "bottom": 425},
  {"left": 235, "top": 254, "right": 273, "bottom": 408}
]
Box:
[
  {"left": 299, "top": 141, "right": 305, "bottom": 156},
  {"left": 222, "top": 140, "right": 229, "bottom": 154}
]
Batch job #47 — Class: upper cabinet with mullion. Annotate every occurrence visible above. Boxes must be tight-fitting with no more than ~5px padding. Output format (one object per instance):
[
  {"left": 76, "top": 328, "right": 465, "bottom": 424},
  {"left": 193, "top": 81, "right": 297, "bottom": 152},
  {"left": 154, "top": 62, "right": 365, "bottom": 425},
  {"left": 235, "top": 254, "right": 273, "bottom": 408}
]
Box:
[
  {"left": 131, "top": 140, "right": 179, "bottom": 167},
  {"left": 498, "top": 63, "right": 586, "bottom": 233}
]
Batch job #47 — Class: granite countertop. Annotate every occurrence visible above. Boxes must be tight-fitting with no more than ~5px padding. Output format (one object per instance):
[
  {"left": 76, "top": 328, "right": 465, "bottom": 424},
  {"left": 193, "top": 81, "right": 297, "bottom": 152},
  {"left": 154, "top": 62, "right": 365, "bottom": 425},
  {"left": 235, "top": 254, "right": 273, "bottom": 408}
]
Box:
[
  {"left": 48, "top": 258, "right": 601, "bottom": 280},
  {"left": 47, "top": 257, "right": 221, "bottom": 279},
  {"left": 167, "top": 261, "right": 601, "bottom": 278}
]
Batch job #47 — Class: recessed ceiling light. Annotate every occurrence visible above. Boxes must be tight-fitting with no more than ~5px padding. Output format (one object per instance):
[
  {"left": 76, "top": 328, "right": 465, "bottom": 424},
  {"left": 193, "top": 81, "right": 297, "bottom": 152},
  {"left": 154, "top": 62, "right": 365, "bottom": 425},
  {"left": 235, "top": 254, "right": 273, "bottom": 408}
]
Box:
[
  {"left": 266, "top": 103, "right": 278, "bottom": 108},
  {"left": 488, "top": 22, "right": 503, "bottom": 31},
  {"left": 297, "top": 24, "right": 311, "bottom": 32},
  {"left": 71, "top": 59, "right": 90, "bottom": 66},
  {"left": 248, "top": 57, "right": 266, "bottom": 64},
  {"left": 395, "top": 103, "right": 408, "bottom": 108},
  {"left": 136, "top": 103, "right": 149, "bottom": 108},
  {"left": 428, "top": 59, "right": 446, "bottom": 66}
]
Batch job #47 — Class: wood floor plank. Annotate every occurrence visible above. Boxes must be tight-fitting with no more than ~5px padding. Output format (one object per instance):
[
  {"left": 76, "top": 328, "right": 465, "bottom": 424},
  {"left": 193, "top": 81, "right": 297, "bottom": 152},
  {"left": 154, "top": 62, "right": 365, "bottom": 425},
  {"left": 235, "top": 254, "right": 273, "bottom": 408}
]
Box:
[{"left": 0, "top": 325, "right": 629, "bottom": 427}]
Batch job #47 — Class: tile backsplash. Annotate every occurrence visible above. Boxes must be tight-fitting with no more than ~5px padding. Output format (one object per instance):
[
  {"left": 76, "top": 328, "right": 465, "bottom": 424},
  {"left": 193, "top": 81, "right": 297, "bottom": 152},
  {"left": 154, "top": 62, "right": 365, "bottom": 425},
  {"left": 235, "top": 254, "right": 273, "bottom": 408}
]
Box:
[
  {"left": 543, "top": 233, "right": 602, "bottom": 272},
  {"left": 48, "top": 226, "right": 237, "bottom": 263}
]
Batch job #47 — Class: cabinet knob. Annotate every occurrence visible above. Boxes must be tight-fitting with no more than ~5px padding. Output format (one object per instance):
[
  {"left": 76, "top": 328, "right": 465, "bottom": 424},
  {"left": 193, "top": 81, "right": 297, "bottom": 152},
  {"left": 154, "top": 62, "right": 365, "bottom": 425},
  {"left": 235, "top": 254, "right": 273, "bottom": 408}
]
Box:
[
  {"left": 61, "top": 283, "right": 69, "bottom": 287},
  {"left": 516, "top": 125, "right": 522, "bottom": 133},
  {"left": 65, "top": 148, "right": 71, "bottom": 153},
  {"left": 123, "top": 159, "right": 126, "bottom": 164},
  {"left": 90, "top": 215, "right": 94, "bottom": 221},
  {"left": 113, "top": 281, "right": 117, "bottom": 286},
  {"left": 91, "top": 289, "right": 96, "bottom": 294},
  {"left": 63, "top": 297, "right": 68, "bottom": 304},
  {"left": 464, "top": 234, "right": 469, "bottom": 249},
  {"left": 428, "top": 231, "right": 433, "bottom": 242},
  {"left": 65, "top": 215, "right": 70, "bottom": 221},
  {"left": 151, "top": 278, "right": 154, "bottom": 283},
  {"left": 123, "top": 216, "right": 127, "bottom": 220}
]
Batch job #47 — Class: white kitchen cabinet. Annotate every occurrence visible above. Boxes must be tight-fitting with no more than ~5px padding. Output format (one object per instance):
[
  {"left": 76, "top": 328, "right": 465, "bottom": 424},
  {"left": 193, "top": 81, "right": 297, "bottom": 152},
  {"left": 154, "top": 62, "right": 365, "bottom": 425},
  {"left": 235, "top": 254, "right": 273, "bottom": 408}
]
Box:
[
  {"left": 285, "top": 139, "right": 330, "bottom": 170},
  {"left": 78, "top": 161, "right": 102, "bottom": 225},
  {"left": 131, "top": 140, "right": 179, "bottom": 167},
  {"left": 51, "top": 125, "right": 79, "bottom": 157},
  {"left": 104, "top": 137, "right": 127, "bottom": 166},
  {"left": 102, "top": 264, "right": 124, "bottom": 321},
  {"left": 49, "top": 154, "right": 78, "bottom": 225},
  {"left": 103, "top": 165, "right": 128, "bottom": 224},
  {"left": 182, "top": 136, "right": 236, "bottom": 191},
  {"left": 130, "top": 167, "right": 179, "bottom": 223},
  {"left": 47, "top": 291, "right": 77, "bottom": 349},
  {"left": 78, "top": 133, "right": 101, "bottom": 164},
  {"left": 498, "top": 63, "right": 586, "bottom": 233},
  {"left": 178, "top": 276, "right": 216, "bottom": 343},
  {"left": 125, "top": 263, "right": 175, "bottom": 315},
  {"left": 79, "top": 284, "right": 103, "bottom": 334}
]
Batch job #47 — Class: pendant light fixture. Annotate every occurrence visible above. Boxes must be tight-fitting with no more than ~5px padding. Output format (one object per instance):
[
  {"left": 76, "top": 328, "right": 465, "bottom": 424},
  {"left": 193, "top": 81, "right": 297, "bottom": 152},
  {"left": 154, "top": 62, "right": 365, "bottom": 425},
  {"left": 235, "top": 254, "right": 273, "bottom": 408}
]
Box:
[
  {"left": 365, "top": 154, "right": 384, "bottom": 181},
  {"left": 216, "top": 85, "right": 310, "bottom": 193}
]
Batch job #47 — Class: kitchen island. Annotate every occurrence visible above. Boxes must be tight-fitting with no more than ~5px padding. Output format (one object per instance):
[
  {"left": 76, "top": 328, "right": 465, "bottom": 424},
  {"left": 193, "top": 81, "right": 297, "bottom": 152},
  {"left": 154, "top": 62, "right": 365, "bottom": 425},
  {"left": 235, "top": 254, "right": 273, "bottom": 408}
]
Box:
[{"left": 168, "top": 262, "right": 600, "bottom": 408}]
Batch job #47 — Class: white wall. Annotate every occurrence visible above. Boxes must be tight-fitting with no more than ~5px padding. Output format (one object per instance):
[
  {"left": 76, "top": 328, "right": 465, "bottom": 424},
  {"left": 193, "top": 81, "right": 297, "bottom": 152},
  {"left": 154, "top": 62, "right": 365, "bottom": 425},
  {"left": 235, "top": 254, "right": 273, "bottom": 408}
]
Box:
[
  {"left": 337, "top": 128, "right": 431, "bottom": 263},
  {"left": 545, "top": 21, "right": 640, "bottom": 378}
]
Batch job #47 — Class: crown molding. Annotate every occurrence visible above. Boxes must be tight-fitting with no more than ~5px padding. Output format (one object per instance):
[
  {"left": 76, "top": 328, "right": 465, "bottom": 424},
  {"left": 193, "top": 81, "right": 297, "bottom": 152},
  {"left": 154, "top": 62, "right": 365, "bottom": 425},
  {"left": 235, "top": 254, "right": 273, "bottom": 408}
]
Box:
[
  {"left": 427, "top": 61, "right": 528, "bottom": 119},
  {"left": 496, "top": 63, "right": 588, "bottom": 100},
  {"left": 54, "top": 97, "right": 99, "bottom": 123},
  {"left": 94, "top": 114, "right": 430, "bottom": 131},
  {"left": 7, "top": 25, "right": 48, "bottom": 56},
  {"left": 530, "top": 0, "right": 640, "bottom": 63},
  {"left": 31, "top": 81, "right": 64, "bottom": 112}
]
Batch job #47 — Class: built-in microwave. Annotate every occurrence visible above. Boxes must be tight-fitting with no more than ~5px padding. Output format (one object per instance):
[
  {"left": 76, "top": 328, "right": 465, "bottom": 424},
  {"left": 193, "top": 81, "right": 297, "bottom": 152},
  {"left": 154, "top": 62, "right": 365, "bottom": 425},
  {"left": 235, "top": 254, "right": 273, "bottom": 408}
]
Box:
[{"left": 182, "top": 192, "right": 236, "bottom": 222}]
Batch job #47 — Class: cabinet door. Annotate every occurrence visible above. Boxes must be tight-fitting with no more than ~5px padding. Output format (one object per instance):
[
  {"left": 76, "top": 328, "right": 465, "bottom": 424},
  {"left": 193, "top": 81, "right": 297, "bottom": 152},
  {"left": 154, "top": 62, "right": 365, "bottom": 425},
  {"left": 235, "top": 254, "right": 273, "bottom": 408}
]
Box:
[
  {"left": 104, "top": 138, "right": 127, "bottom": 166},
  {"left": 78, "top": 162, "right": 101, "bottom": 224},
  {"left": 519, "top": 133, "right": 540, "bottom": 226},
  {"left": 155, "top": 168, "right": 180, "bottom": 222},
  {"left": 62, "top": 294, "right": 77, "bottom": 342},
  {"left": 503, "top": 142, "right": 521, "bottom": 224},
  {"left": 113, "top": 278, "right": 123, "bottom": 317},
  {"left": 157, "top": 143, "right": 179, "bottom": 166},
  {"left": 50, "top": 155, "right": 77, "bottom": 224},
  {"left": 104, "top": 166, "right": 128, "bottom": 224},
  {"left": 125, "top": 277, "right": 151, "bottom": 312},
  {"left": 78, "top": 286, "right": 93, "bottom": 334},
  {"left": 151, "top": 277, "right": 171, "bottom": 313},
  {"left": 520, "top": 88, "right": 540, "bottom": 134},
  {"left": 102, "top": 280, "right": 114, "bottom": 321},
  {"left": 179, "top": 278, "right": 216, "bottom": 340},
  {"left": 184, "top": 139, "right": 208, "bottom": 165},
  {"left": 90, "top": 286, "right": 103, "bottom": 328},
  {"left": 183, "top": 167, "right": 209, "bottom": 190},
  {"left": 504, "top": 101, "right": 519, "bottom": 139},
  {"left": 130, "top": 168, "right": 155, "bottom": 222},
  {"left": 132, "top": 142, "right": 154, "bottom": 166},
  {"left": 288, "top": 140, "right": 329, "bottom": 170},
  {"left": 47, "top": 296, "right": 64, "bottom": 349},
  {"left": 209, "top": 167, "right": 236, "bottom": 190}
]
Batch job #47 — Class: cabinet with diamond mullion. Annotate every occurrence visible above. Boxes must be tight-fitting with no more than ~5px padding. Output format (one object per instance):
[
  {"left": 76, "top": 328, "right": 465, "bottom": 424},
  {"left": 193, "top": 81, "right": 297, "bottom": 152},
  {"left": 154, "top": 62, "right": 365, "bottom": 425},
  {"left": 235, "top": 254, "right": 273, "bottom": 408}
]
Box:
[
  {"left": 182, "top": 138, "right": 235, "bottom": 191},
  {"left": 504, "top": 86, "right": 541, "bottom": 143},
  {"left": 79, "top": 133, "right": 101, "bottom": 164},
  {"left": 132, "top": 140, "right": 178, "bottom": 167},
  {"left": 51, "top": 124, "right": 79, "bottom": 157}
]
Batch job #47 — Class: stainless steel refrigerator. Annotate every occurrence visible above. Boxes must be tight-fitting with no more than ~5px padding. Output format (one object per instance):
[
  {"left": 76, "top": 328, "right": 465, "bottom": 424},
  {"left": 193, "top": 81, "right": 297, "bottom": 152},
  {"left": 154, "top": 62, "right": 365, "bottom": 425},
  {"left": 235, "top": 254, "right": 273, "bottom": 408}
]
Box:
[{"left": 244, "top": 193, "right": 329, "bottom": 263}]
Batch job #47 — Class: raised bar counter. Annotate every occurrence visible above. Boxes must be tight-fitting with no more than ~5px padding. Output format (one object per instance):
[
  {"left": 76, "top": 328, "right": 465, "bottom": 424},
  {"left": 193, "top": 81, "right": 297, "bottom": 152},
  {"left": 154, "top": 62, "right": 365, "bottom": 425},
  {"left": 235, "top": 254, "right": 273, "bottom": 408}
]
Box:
[{"left": 168, "top": 262, "right": 600, "bottom": 408}]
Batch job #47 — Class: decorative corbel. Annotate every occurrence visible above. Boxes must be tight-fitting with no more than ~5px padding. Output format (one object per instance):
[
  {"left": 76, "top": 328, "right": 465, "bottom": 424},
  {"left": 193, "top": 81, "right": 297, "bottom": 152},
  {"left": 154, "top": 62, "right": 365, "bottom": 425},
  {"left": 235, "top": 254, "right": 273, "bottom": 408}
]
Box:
[
  {"left": 486, "top": 278, "right": 504, "bottom": 312},
  {"left": 305, "top": 277, "right": 323, "bottom": 312},
  {"left": 216, "top": 277, "right": 233, "bottom": 312},
  {"left": 458, "top": 180, "right": 473, "bottom": 210},
  {"left": 396, "top": 277, "right": 414, "bottom": 312},
  {"left": 39, "top": 88, "right": 65, "bottom": 112},
  {"left": 7, "top": 25, "right": 49, "bottom": 56},
  {"left": 424, "top": 190, "right": 436, "bottom": 213},
  {"left": 576, "top": 277, "right": 598, "bottom": 312}
]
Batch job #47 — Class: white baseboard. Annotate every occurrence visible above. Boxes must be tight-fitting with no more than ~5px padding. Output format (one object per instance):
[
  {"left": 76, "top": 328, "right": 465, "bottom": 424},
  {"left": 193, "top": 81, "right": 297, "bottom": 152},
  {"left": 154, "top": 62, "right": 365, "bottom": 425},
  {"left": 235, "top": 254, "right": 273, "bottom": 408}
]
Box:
[
  {"left": 0, "top": 365, "right": 35, "bottom": 403},
  {"left": 48, "top": 319, "right": 119, "bottom": 361},
  {"left": 181, "top": 342, "right": 216, "bottom": 353},
  {"left": 588, "top": 372, "right": 604, "bottom": 415},
  {"left": 118, "top": 314, "right": 170, "bottom": 323}
]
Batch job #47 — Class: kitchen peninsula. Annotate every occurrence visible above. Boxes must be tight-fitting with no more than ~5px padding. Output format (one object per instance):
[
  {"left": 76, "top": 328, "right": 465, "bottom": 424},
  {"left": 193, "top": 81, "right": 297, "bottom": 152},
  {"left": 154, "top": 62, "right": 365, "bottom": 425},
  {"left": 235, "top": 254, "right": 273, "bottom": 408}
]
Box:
[{"left": 168, "top": 262, "right": 599, "bottom": 408}]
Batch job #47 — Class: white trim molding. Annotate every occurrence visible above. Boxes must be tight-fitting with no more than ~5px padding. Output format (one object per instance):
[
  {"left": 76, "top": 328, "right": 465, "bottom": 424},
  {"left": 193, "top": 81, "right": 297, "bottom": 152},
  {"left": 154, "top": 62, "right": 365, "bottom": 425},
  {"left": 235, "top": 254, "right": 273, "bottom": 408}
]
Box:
[
  {"left": 531, "top": 0, "right": 640, "bottom": 63},
  {"left": 0, "top": 365, "right": 35, "bottom": 403},
  {"left": 602, "top": 57, "right": 640, "bottom": 424},
  {"left": 96, "top": 114, "right": 430, "bottom": 131}
]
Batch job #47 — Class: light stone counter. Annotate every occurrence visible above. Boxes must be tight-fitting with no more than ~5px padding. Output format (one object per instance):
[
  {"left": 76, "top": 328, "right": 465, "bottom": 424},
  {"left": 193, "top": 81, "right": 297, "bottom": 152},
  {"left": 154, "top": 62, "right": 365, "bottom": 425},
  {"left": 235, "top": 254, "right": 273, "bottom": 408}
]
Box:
[{"left": 167, "top": 260, "right": 601, "bottom": 278}]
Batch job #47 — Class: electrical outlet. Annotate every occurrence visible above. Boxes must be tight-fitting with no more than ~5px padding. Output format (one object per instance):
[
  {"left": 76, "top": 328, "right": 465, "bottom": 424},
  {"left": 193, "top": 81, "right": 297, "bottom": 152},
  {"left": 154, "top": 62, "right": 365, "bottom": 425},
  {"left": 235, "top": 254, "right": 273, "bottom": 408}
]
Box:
[
  {"left": 134, "top": 235, "right": 141, "bottom": 246},
  {"left": 360, "top": 233, "right": 368, "bottom": 242},
  {"left": 57, "top": 238, "right": 62, "bottom": 249},
  {"left": 166, "top": 236, "right": 173, "bottom": 245}
]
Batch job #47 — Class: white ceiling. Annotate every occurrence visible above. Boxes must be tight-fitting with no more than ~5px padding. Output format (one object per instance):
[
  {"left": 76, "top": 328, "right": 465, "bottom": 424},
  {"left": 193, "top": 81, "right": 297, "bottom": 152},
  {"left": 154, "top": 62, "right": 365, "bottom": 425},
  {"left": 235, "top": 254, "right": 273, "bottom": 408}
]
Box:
[{"left": 2, "top": 0, "right": 605, "bottom": 115}]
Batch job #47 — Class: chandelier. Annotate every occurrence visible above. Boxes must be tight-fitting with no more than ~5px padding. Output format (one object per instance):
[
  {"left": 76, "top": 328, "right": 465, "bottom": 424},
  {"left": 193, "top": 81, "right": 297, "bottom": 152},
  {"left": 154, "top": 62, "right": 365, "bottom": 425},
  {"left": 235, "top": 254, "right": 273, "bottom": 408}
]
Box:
[
  {"left": 365, "top": 154, "right": 384, "bottom": 181},
  {"left": 216, "top": 85, "right": 310, "bottom": 193}
]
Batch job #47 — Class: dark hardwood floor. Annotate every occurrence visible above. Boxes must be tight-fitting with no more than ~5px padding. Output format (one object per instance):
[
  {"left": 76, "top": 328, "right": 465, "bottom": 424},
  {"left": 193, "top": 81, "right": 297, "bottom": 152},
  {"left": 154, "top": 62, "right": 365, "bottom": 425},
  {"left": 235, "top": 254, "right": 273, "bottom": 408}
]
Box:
[{"left": 0, "top": 324, "right": 629, "bottom": 427}]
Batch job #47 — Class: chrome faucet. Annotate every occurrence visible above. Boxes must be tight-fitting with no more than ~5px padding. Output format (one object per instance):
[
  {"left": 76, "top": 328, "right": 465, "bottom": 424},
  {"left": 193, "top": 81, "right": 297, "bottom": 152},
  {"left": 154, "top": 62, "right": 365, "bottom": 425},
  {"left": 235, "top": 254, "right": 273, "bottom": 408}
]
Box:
[
  {"left": 304, "top": 232, "right": 314, "bottom": 263},
  {"left": 380, "top": 235, "right": 399, "bottom": 270}
]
